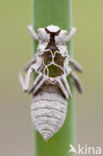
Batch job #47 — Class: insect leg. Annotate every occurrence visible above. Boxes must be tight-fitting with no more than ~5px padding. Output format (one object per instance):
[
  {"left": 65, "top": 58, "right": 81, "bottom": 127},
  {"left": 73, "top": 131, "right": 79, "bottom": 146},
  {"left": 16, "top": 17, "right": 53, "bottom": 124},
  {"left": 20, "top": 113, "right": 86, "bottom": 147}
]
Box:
[
  {"left": 28, "top": 74, "right": 43, "bottom": 93},
  {"left": 69, "top": 57, "right": 83, "bottom": 73},
  {"left": 56, "top": 77, "right": 69, "bottom": 99},
  {"left": 19, "top": 67, "right": 33, "bottom": 92},
  {"left": 66, "top": 27, "right": 76, "bottom": 42},
  {"left": 28, "top": 24, "right": 38, "bottom": 41},
  {"left": 19, "top": 70, "right": 25, "bottom": 90},
  {"left": 32, "top": 75, "right": 47, "bottom": 95},
  {"left": 61, "top": 75, "right": 72, "bottom": 98},
  {"left": 24, "top": 57, "right": 37, "bottom": 72},
  {"left": 70, "top": 72, "right": 83, "bottom": 93},
  {"left": 19, "top": 54, "right": 43, "bottom": 93}
]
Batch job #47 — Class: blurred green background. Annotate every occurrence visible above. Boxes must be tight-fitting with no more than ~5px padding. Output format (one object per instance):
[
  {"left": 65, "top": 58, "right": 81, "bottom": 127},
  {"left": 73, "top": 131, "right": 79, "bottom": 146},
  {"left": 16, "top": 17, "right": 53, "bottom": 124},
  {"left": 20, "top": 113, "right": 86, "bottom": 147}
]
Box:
[{"left": 0, "top": 0, "right": 103, "bottom": 156}]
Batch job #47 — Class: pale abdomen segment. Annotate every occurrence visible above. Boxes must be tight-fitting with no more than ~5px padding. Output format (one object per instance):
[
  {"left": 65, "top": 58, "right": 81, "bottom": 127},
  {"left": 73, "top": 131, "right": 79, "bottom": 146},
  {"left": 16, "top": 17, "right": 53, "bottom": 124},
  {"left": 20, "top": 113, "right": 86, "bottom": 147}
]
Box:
[{"left": 31, "top": 84, "right": 68, "bottom": 141}]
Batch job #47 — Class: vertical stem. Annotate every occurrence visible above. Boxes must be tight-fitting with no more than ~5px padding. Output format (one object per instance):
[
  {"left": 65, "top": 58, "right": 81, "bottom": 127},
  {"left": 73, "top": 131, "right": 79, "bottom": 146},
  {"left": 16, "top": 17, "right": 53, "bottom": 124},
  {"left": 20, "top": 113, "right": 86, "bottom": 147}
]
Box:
[{"left": 33, "top": 0, "right": 75, "bottom": 156}]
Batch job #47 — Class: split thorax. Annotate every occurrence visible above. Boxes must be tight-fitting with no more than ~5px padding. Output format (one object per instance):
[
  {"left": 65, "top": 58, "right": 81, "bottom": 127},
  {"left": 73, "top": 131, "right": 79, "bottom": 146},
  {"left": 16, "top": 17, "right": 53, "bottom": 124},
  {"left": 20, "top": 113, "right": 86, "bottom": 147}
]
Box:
[{"left": 38, "top": 28, "right": 67, "bottom": 78}]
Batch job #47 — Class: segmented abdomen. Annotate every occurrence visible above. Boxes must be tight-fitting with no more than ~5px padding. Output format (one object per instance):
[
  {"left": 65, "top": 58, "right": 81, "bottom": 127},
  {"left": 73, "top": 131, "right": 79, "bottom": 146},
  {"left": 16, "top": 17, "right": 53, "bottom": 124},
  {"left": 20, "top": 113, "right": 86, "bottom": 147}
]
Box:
[{"left": 31, "top": 83, "right": 68, "bottom": 141}]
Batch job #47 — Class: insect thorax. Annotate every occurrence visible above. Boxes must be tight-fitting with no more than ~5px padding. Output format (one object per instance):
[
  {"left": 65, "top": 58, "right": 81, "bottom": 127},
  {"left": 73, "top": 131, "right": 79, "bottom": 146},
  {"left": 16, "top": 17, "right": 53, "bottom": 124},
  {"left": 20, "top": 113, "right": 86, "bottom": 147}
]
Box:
[
  {"left": 39, "top": 28, "right": 66, "bottom": 78},
  {"left": 40, "top": 49, "right": 65, "bottom": 78}
]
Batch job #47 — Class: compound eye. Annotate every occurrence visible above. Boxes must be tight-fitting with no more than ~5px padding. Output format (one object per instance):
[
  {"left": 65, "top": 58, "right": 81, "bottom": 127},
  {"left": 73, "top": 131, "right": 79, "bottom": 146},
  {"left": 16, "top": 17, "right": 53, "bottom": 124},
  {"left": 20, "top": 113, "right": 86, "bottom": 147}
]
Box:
[
  {"left": 41, "top": 50, "right": 52, "bottom": 65},
  {"left": 54, "top": 52, "right": 65, "bottom": 67}
]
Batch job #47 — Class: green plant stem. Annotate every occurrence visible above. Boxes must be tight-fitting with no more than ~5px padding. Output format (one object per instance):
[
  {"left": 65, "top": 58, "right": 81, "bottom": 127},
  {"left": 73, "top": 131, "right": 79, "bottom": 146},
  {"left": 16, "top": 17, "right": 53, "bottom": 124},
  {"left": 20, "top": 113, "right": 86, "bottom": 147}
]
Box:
[{"left": 33, "top": 0, "right": 75, "bottom": 156}]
